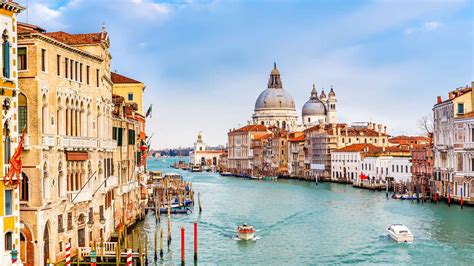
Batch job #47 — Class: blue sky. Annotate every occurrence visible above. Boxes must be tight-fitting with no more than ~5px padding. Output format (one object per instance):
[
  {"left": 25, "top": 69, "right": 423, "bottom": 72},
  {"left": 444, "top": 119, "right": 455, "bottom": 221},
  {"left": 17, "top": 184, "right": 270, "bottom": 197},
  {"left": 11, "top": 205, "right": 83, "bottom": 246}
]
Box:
[{"left": 17, "top": 0, "right": 473, "bottom": 149}]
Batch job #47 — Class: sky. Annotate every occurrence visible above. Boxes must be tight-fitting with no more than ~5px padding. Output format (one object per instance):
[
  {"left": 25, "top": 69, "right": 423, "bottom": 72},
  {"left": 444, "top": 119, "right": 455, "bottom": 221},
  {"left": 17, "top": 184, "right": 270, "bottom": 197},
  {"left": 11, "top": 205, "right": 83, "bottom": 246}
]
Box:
[{"left": 17, "top": 0, "right": 473, "bottom": 149}]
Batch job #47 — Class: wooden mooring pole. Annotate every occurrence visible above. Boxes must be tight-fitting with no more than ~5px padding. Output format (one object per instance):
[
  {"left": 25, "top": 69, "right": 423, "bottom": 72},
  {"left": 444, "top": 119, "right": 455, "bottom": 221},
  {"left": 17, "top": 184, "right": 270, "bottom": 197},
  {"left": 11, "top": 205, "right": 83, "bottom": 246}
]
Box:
[
  {"left": 198, "top": 192, "right": 202, "bottom": 214},
  {"left": 160, "top": 226, "right": 164, "bottom": 258},
  {"left": 194, "top": 220, "right": 198, "bottom": 262}
]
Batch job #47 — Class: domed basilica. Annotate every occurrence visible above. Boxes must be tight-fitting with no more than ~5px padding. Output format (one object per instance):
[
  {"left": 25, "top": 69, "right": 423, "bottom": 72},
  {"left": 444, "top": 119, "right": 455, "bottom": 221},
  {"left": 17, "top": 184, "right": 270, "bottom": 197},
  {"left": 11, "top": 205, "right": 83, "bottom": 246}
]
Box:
[{"left": 252, "top": 63, "right": 337, "bottom": 131}]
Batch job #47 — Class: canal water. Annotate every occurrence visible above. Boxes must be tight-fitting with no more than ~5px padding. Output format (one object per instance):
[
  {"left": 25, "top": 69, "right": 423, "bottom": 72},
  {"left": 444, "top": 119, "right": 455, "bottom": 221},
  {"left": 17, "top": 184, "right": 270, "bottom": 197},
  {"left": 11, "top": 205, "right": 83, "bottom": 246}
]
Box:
[{"left": 139, "top": 157, "right": 474, "bottom": 265}]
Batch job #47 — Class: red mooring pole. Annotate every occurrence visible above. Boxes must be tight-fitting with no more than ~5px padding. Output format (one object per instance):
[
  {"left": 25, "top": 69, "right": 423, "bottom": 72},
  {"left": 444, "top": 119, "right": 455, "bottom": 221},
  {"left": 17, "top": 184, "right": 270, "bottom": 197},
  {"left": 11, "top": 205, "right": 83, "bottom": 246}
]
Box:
[
  {"left": 181, "top": 225, "right": 185, "bottom": 265},
  {"left": 194, "top": 221, "right": 198, "bottom": 262}
]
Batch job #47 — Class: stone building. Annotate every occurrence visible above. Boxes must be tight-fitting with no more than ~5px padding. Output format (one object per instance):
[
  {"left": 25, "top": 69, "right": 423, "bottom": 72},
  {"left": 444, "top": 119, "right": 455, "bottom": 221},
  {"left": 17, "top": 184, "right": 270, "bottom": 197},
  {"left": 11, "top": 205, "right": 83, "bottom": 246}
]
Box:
[
  {"left": 287, "top": 132, "right": 305, "bottom": 178},
  {"left": 358, "top": 146, "right": 412, "bottom": 184},
  {"left": 111, "top": 93, "right": 147, "bottom": 231},
  {"left": 411, "top": 135, "right": 433, "bottom": 200},
  {"left": 17, "top": 22, "right": 116, "bottom": 265},
  {"left": 0, "top": 1, "right": 24, "bottom": 265},
  {"left": 305, "top": 122, "right": 390, "bottom": 180},
  {"left": 227, "top": 125, "right": 270, "bottom": 176},
  {"left": 451, "top": 108, "right": 474, "bottom": 204},
  {"left": 433, "top": 83, "right": 472, "bottom": 201}
]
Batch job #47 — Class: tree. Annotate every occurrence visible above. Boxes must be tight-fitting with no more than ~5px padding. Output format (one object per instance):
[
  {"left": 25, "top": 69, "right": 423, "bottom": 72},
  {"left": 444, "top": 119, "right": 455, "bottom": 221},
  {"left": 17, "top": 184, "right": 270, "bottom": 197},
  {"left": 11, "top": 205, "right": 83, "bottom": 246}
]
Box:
[{"left": 417, "top": 114, "right": 434, "bottom": 135}]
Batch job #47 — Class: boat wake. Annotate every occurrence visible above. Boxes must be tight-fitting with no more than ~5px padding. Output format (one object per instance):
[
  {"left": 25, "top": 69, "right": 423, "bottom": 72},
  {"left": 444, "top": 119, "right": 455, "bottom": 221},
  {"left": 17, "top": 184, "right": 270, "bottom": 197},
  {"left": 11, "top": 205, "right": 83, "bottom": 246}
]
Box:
[{"left": 233, "top": 235, "right": 261, "bottom": 241}]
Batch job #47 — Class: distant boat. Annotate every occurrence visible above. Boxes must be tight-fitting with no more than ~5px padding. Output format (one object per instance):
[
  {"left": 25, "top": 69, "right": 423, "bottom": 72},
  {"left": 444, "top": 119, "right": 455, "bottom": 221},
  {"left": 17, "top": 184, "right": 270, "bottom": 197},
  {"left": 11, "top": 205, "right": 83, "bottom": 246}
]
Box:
[{"left": 220, "top": 172, "right": 233, "bottom": 177}]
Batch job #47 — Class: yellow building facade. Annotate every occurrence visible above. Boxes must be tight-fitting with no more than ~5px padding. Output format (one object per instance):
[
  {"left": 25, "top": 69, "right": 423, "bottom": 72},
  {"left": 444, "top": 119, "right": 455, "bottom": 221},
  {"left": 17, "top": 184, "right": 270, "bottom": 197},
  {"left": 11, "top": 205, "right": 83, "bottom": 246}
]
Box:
[
  {"left": 0, "top": 1, "right": 24, "bottom": 265},
  {"left": 111, "top": 72, "right": 145, "bottom": 115}
]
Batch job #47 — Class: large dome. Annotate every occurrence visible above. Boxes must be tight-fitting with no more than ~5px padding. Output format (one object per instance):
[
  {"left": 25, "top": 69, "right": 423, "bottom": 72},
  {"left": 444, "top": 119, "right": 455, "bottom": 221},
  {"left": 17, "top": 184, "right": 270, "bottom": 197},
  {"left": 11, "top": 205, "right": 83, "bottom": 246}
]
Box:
[
  {"left": 254, "top": 88, "right": 296, "bottom": 111},
  {"left": 254, "top": 63, "right": 296, "bottom": 111},
  {"left": 302, "top": 86, "right": 326, "bottom": 116}
]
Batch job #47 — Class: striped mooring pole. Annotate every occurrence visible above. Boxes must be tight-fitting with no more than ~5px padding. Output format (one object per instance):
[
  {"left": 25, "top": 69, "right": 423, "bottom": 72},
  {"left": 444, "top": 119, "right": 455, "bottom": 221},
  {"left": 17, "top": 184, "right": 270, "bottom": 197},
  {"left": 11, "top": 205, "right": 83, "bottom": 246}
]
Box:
[
  {"left": 127, "top": 249, "right": 132, "bottom": 266},
  {"left": 65, "top": 242, "right": 71, "bottom": 266},
  {"left": 181, "top": 226, "right": 185, "bottom": 265}
]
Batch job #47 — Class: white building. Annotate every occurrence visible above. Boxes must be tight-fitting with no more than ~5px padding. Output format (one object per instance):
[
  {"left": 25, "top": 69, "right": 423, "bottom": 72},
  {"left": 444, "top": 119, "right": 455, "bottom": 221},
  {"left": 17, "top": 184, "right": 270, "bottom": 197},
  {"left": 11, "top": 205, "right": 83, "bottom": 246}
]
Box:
[
  {"left": 452, "top": 112, "right": 474, "bottom": 204},
  {"left": 332, "top": 144, "right": 412, "bottom": 184},
  {"left": 189, "top": 132, "right": 223, "bottom": 167}
]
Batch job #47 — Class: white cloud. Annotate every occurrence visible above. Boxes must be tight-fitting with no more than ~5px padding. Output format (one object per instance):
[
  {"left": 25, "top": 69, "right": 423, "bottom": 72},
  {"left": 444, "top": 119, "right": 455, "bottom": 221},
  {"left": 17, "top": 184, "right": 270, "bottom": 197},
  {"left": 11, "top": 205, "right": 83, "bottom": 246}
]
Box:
[
  {"left": 26, "top": 3, "right": 63, "bottom": 29},
  {"left": 405, "top": 21, "right": 442, "bottom": 35}
]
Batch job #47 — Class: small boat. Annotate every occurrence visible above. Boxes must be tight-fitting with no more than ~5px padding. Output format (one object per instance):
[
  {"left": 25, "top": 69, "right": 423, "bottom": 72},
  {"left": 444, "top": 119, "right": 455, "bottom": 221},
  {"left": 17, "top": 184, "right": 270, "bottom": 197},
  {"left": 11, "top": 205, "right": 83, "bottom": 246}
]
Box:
[
  {"left": 401, "top": 194, "right": 417, "bottom": 200},
  {"left": 159, "top": 206, "right": 192, "bottom": 214},
  {"left": 263, "top": 176, "right": 277, "bottom": 181},
  {"left": 236, "top": 223, "right": 256, "bottom": 240},
  {"left": 392, "top": 194, "right": 402, "bottom": 199},
  {"left": 220, "top": 172, "right": 233, "bottom": 177},
  {"left": 191, "top": 165, "right": 202, "bottom": 172},
  {"left": 387, "top": 224, "right": 414, "bottom": 243},
  {"left": 250, "top": 176, "right": 261, "bottom": 180}
]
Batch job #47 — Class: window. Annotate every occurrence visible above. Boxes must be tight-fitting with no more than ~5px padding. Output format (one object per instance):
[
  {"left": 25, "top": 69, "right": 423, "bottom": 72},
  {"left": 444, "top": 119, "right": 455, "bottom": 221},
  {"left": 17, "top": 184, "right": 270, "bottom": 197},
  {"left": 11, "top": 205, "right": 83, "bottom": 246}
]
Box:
[
  {"left": 41, "top": 49, "right": 46, "bottom": 72},
  {"left": 4, "top": 232, "right": 12, "bottom": 251},
  {"left": 20, "top": 172, "right": 29, "bottom": 201},
  {"left": 2, "top": 31, "right": 10, "bottom": 78},
  {"left": 79, "top": 63, "right": 83, "bottom": 82},
  {"left": 88, "top": 207, "right": 94, "bottom": 223},
  {"left": 458, "top": 103, "right": 464, "bottom": 114},
  {"left": 18, "top": 47, "right": 27, "bottom": 70},
  {"left": 70, "top": 60, "right": 73, "bottom": 80},
  {"left": 58, "top": 214, "right": 64, "bottom": 233},
  {"left": 99, "top": 205, "right": 104, "bottom": 220},
  {"left": 65, "top": 58, "right": 68, "bottom": 78},
  {"left": 67, "top": 212, "right": 73, "bottom": 230},
  {"left": 56, "top": 55, "right": 60, "bottom": 76},
  {"left": 117, "top": 128, "right": 123, "bottom": 146},
  {"left": 128, "top": 129, "right": 135, "bottom": 145},
  {"left": 4, "top": 189, "right": 12, "bottom": 215},
  {"left": 18, "top": 93, "right": 27, "bottom": 132},
  {"left": 112, "top": 127, "right": 117, "bottom": 140},
  {"left": 75, "top": 61, "right": 78, "bottom": 81},
  {"left": 86, "top": 66, "right": 90, "bottom": 84},
  {"left": 96, "top": 69, "right": 100, "bottom": 87},
  {"left": 128, "top": 93, "right": 133, "bottom": 101}
]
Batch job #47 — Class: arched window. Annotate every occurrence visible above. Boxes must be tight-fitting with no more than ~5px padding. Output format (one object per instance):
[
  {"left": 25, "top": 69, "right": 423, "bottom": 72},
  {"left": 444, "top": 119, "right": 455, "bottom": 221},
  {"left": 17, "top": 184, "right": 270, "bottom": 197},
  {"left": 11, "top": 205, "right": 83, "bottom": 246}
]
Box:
[
  {"left": 20, "top": 172, "right": 29, "bottom": 201},
  {"left": 4, "top": 231, "right": 13, "bottom": 250},
  {"left": 58, "top": 162, "right": 65, "bottom": 198},
  {"left": 2, "top": 30, "right": 10, "bottom": 78},
  {"left": 18, "top": 93, "right": 27, "bottom": 132},
  {"left": 282, "top": 121, "right": 286, "bottom": 130},
  {"left": 42, "top": 95, "right": 48, "bottom": 134}
]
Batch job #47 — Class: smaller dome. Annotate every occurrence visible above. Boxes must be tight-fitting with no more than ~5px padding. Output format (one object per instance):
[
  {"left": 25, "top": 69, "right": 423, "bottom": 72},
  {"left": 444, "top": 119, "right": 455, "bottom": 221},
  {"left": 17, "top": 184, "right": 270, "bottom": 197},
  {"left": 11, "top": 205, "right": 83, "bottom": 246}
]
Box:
[{"left": 302, "top": 85, "right": 327, "bottom": 116}]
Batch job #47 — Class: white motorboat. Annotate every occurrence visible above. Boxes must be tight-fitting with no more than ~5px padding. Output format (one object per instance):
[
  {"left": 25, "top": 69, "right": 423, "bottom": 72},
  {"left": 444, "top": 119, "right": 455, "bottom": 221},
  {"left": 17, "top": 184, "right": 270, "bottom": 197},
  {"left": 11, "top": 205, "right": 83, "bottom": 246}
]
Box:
[
  {"left": 387, "top": 224, "right": 414, "bottom": 243},
  {"left": 236, "top": 223, "right": 256, "bottom": 240}
]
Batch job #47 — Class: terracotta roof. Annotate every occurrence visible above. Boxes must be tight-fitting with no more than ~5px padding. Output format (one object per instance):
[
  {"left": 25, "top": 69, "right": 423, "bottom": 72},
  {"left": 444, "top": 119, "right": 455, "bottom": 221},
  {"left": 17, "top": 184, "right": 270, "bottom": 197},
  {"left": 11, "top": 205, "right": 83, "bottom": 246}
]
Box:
[
  {"left": 230, "top": 124, "right": 268, "bottom": 133},
  {"left": 389, "top": 135, "right": 430, "bottom": 142},
  {"left": 44, "top": 31, "right": 104, "bottom": 45},
  {"left": 334, "top": 144, "right": 382, "bottom": 153},
  {"left": 305, "top": 123, "right": 388, "bottom": 137},
  {"left": 111, "top": 72, "right": 142, "bottom": 84},
  {"left": 253, "top": 133, "right": 272, "bottom": 141},
  {"left": 18, "top": 22, "right": 45, "bottom": 34},
  {"left": 288, "top": 132, "right": 305, "bottom": 142}
]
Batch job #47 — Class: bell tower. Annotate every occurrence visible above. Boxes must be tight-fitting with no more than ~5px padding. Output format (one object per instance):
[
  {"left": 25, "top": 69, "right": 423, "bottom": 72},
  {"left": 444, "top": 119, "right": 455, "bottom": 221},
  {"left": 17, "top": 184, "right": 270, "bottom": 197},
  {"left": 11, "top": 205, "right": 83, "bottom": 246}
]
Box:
[{"left": 327, "top": 85, "right": 337, "bottom": 124}]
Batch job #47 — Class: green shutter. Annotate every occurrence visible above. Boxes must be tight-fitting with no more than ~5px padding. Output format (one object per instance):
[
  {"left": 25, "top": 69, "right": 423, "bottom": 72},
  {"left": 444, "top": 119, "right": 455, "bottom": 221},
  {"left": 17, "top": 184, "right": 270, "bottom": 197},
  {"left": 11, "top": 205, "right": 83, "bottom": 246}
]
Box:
[{"left": 117, "top": 128, "right": 123, "bottom": 146}]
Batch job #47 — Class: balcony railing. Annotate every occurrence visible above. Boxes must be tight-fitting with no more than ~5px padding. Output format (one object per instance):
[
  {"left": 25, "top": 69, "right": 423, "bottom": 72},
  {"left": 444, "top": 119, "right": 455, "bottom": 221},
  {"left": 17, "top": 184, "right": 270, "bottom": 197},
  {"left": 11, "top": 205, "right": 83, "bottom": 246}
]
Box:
[
  {"left": 104, "top": 175, "right": 119, "bottom": 191},
  {"left": 67, "top": 189, "right": 93, "bottom": 203},
  {"left": 99, "top": 139, "right": 117, "bottom": 150},
  {"left": 42, "top": 134, "right": 56, "bottom": 147},
  {"left": 57, "top": 136, "right": 116, "bottom": 150}
]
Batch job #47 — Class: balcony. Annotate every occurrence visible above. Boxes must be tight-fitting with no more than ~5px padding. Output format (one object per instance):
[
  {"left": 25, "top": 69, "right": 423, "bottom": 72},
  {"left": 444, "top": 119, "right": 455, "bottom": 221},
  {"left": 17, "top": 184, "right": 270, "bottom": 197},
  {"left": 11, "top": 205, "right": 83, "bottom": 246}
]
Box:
[
  {"left": 58, "top": 136, "right": 117, "bottom": 150},
  {"left": 118, "top": 180, "right": 139, "bottom": 195},
  {"left": 463, "top": 143, "right": 474, "bottom": 150},
  {"left": 99, "top": 139, "right": 117, "bottom": 150},
  {"left": 67, "top": 189, "right": 93, "bottom": 203},
  {"left": 42, "top": 134, "right": 56, "bottom": 147}
]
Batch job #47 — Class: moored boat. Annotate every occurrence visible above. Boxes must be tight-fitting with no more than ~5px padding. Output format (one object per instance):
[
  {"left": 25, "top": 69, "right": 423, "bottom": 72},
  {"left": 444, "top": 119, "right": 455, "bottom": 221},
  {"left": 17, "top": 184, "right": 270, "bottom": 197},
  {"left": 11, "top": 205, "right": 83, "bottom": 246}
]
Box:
[
  {"left": 236, "top": 223, "right": 256, "bottom": 240},
  {"left": 387, "top": 224, "right": 414, "bottom": 243}
]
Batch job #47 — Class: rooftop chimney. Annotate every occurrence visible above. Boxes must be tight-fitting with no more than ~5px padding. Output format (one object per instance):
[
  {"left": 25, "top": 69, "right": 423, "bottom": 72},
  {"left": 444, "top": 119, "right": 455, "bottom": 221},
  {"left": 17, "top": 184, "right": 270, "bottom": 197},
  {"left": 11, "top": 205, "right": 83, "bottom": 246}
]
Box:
[
  {"left": 437, "top": 96, "right": 442, "bottom": 104},
  {"left": 384, "top": 126, "right": 387, "bottom": 135},
  {"left": 377, "top": 124, "right": 382, "bottom": 137}
]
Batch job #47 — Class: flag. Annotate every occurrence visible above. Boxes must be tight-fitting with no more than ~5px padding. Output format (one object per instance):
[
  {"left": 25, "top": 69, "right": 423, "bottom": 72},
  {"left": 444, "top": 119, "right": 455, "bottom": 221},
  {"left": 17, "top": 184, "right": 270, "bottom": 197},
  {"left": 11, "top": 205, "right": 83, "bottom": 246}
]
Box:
[
  {"left": 145, "top": 104, "right": 153, "bottom": 118},
  {"left": 4, "top": 128, "right": 26, "bottom": 187}
]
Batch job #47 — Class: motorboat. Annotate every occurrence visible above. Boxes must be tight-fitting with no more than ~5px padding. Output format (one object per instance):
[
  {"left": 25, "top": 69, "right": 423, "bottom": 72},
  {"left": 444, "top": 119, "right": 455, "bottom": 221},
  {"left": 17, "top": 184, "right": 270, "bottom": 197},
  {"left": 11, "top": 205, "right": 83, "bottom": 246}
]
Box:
[
  {"left": 263, "top": 176, "right": 277, "bottom": 181},
  {"left": 191, "top": 165, "right": 202, "bottom": 172},
  {"left": 236, "top": 223, "right": 256, "bottom": 240},
  {"left": 387, "top": 224, "right": 414, "bottom": 243},
  {"left": 220, "top": 172, "right": 233, "bottom": 177}
]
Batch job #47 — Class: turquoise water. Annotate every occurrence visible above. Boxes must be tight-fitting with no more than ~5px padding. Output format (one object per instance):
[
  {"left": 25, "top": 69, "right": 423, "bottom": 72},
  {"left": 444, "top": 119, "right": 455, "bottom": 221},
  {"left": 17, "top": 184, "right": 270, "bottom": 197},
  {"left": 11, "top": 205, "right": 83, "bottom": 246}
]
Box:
[{"left": 139, "top": 157, "right": 474, "bottom": 265}]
